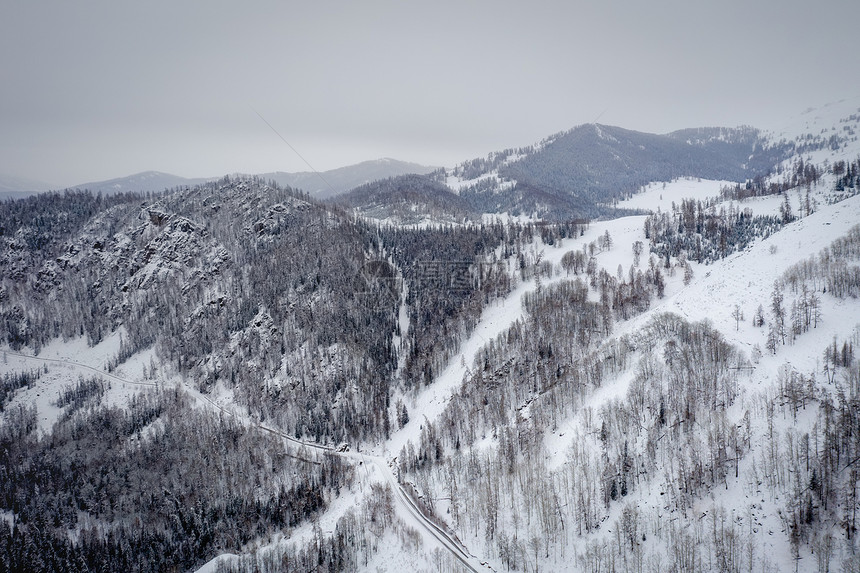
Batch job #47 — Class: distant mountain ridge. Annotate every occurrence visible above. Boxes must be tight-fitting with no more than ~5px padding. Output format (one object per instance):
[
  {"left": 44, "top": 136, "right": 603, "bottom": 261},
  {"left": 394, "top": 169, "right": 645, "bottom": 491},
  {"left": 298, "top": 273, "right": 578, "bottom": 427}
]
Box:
[
  {"left": 0, "top": 174, "right": 53, "bottom": 202},
  {"left": 68, "top": 171, "right": 214, "bottom": 195},
  {"left": 331, "top": 173, "right": 472, "bottom": 225},
  {"left": 255, "top": 158, "right": 438, "bottom": 199},
  {"left": 52, "top": 158, "right": 437, "bottom": 199},
  {"left": 334, "top": 125, "right": 785, "bottom": 225},
  {"left": 7, "top": 106, "right": 853, "bottom": 224}
]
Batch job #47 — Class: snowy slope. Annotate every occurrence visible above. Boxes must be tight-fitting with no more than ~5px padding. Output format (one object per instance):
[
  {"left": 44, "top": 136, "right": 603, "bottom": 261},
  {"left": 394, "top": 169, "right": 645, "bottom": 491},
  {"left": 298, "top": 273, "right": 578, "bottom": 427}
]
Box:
[
  {"left": 378, "top": 168, "right": 860, "bottom": 571},
  {"left": 1, "top": 329, "right": 158, "bottom": 434},
  {"left": 764, "top": 96, "right": 860, "bottom": 176},
  {"left": 5, "top": 183, "right": 856, "bottom": 572},
  {"left": 4, "top": 101, "right": 860, "bottom": 572},
  {"left": 619, "top": 177, "right": 734, "bottom": 213},
  {"left": 764, "top": 96, "right": 860, "bottom": 146}
]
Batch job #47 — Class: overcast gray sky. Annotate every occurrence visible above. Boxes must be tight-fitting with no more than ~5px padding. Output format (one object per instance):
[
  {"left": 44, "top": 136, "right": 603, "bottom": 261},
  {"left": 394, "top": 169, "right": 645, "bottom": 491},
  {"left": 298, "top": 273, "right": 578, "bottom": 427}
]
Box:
[{"left": 2, "top": 0, "right": 859, "bottom": 187}]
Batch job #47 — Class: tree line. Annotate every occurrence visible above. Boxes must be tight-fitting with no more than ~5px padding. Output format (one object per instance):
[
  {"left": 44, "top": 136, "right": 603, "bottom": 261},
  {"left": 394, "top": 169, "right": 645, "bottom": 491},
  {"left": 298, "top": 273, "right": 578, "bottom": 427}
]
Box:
[{"left": 0, "top": 386, "right": 351, "bottom": 573}]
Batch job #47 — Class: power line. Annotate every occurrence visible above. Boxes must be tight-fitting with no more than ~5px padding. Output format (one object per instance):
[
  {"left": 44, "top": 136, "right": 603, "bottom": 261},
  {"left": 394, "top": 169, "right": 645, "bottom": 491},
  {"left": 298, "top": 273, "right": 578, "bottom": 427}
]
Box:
[{"left": 250, "top": 107, "right": 337, "bottom": 197}]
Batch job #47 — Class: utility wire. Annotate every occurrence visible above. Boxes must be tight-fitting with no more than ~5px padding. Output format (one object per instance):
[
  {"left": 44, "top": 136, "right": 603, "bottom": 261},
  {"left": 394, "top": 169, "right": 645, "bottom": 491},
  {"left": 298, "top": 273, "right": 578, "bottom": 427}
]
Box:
[{"left": 251, "top": 107, "right": 337, "bottom": 197}]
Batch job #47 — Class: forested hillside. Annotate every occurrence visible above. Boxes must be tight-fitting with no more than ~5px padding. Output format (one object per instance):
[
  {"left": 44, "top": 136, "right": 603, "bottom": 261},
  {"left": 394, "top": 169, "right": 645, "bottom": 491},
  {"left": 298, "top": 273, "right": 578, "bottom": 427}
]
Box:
[
  {"left": 331, "top": 173, "right": 474, "bottom": 225},
  {"left": 0, "top": 387, "right": 350, "bottom": 572},
  {"left": 446, "top": 123, "right": 793, "bottom": 220},
  {"left": 500, "top": 124, "right": 784, "bottom": 202},
  {"left": 0, "top": 177, "right": 550, "bottom": 445},
  {"left": 0, "top": 176, "right": 550, "bottom": 571},
  {"left": 2, "top": 101, "right": 860, "bottom": 572}
]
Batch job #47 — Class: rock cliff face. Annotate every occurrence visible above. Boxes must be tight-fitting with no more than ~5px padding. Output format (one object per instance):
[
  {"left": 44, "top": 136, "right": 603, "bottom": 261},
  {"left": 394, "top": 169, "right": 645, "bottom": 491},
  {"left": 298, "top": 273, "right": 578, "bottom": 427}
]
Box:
[
  {"left": 0, "top": 178, "right": 393, "bottom": 440},
  {"left": 0, "top": 176, "right": 516, "bottom": 446}
]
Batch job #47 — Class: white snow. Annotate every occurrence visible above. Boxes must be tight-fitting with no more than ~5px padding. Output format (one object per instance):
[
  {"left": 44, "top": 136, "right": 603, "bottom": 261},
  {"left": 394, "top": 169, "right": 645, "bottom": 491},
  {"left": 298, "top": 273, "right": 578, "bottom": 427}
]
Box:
[
  {"left": 764, "top": 95, "right": 860, "bottom": 145},
  {"left": 617, "top": 177, "right": 736, "bottom": 213},
  {"left": 661, "top": 194, "right": 860, "bottom": 354},
  {"left": 1, "top": 329, "right": 158, "bottom": 434},
  {"left": 380, "top": 182, "right": 860, "bottom": 571}
]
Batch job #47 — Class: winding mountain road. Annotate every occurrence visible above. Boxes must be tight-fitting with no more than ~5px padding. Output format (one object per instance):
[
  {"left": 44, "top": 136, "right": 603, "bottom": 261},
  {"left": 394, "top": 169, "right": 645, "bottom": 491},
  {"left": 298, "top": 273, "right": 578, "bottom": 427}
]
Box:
[
  {"left": 3, "top": 350, "right": 157, "bottom": 388},
  {"left": 2, "top": 349, "right": 490, "bottom": 571}
]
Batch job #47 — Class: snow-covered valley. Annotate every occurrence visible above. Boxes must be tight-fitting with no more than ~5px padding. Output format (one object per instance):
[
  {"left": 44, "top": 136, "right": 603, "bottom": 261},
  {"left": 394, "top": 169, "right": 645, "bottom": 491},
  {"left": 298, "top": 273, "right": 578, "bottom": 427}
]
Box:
[{"left": 2, "top": 99, "right": 860, "bottom": 572}]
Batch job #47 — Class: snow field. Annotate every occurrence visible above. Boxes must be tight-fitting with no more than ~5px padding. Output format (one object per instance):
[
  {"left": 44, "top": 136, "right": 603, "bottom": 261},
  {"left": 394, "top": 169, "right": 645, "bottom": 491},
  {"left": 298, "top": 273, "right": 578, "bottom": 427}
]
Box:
[
  {"left": 391, "top": 184, "right": 860, "bottom": 571},
  {"left": 1, "top": 328, "right": 160, "bottom": 434}
]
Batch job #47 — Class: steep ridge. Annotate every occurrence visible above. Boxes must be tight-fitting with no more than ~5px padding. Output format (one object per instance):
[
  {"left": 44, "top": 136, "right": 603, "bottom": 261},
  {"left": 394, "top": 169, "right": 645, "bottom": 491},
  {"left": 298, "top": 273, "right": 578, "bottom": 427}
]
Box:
[{"left": 331, "top": 173, "right": 473, "bottom": 226}]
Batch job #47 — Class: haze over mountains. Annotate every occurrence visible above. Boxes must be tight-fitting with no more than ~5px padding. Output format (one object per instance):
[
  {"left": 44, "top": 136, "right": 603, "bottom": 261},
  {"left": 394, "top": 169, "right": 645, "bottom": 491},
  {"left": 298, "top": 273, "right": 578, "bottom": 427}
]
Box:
[
  {"left": 256, "top": 158, "right": 438, "bottom": 199},
  {"left": 0, "top": 107, "right": 822, "bottom": 213},
  {"left": 7, "top": 103, "right": 844, "bottom": 226},
  {"left": 0, "top": 174, "right": 53, "bottom": 201},
  {"left": 5, "top": 98, "right": 855, "bottom": 224},
  {"left": 0, "top": 159, "right": 437, "bottom": 202}
]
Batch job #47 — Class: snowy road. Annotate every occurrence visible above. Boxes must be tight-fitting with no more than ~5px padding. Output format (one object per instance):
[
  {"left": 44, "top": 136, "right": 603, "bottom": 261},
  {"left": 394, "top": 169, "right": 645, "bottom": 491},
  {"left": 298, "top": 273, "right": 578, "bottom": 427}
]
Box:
[
  {"left": 0, "top": 225, "right": 668, "bottom": 572},
  {"left": 182, "top": 379, "right": 493, "bottom": 571},
  {"left": 3, "top": 350, "right": 157, "bottom": 388},
  {"left": 3, "top": 348, "right": 487, "bottom": 571}
]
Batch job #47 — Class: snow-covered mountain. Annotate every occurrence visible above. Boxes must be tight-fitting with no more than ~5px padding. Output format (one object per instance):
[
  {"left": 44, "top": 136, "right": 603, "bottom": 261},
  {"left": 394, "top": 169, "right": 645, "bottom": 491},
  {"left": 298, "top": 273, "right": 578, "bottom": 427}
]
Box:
[
  {"left": 442, "top": 123, "right": 791, "bottom": 220},
  {"left": 256, "top": 158, "right": 438, "bottom": 199},
  {"left": 330, "top": 173, "right": 474, "bottom": 226},
  {"left": 54, "top": 159, "right": 437, "bottom": 200},
  {"left": 2, "top": 100, "right": 860, "bottom": 572},
  {"left": 339, "top": 124, "right": 789, "bottom": 225},
  {"left": 67, "top": 170, "right": 214, "bottom": 195}
]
